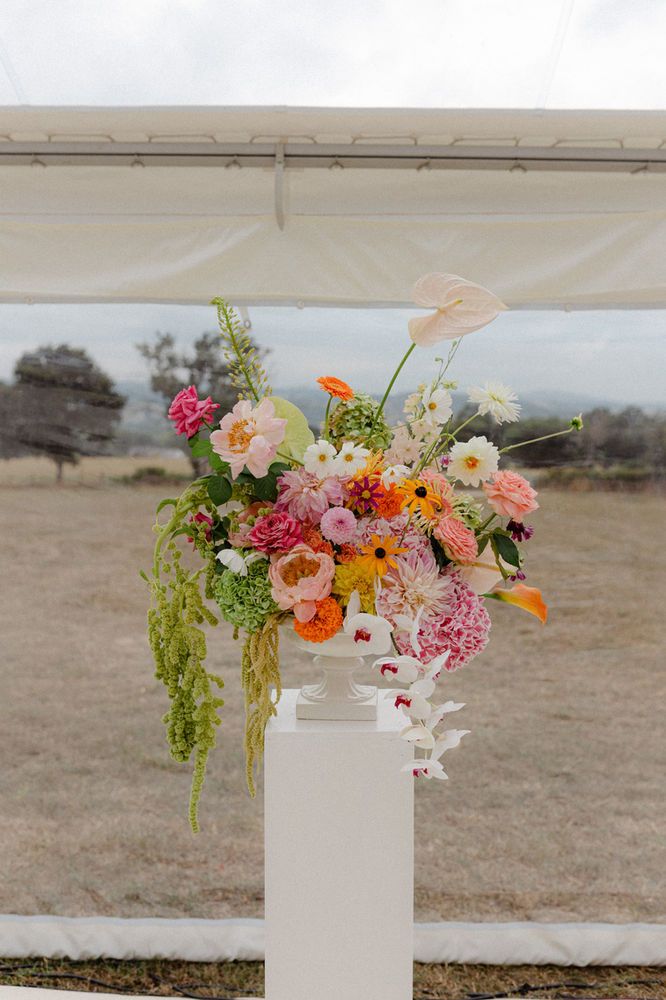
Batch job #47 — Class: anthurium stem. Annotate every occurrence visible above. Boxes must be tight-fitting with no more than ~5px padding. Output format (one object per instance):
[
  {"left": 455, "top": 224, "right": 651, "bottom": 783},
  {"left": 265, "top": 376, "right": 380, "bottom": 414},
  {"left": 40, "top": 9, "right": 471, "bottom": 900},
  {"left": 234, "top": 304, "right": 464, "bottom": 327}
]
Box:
[{"left": 370, "top": 342, "right": 416, "bottom": 434}]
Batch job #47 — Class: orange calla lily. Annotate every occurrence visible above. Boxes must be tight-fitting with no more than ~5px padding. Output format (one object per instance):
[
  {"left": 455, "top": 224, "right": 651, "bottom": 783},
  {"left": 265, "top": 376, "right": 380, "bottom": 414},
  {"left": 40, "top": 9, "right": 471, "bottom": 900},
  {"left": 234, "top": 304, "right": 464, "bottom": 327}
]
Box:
[{"left": 485, "top": 583, "right": 548, "bottom": 624}]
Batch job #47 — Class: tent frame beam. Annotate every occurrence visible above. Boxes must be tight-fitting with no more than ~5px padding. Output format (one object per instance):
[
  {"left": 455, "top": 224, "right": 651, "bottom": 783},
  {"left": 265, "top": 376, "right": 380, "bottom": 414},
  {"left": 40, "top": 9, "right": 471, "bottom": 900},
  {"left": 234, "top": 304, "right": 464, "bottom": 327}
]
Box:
[{"left": 3, "top": 141, "right": 666, "bottom": 172}]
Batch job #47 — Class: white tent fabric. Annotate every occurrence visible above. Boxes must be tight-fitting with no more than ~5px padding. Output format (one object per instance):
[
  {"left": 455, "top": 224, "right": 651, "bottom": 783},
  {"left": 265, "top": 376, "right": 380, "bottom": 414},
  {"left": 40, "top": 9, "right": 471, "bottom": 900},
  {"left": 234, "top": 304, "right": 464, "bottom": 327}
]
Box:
[
  {"left": 2, "top": 106, "right": 666, "bottom": 307},
  {"left": 1, "top": 916, "right": 665, "bottom": 966}
]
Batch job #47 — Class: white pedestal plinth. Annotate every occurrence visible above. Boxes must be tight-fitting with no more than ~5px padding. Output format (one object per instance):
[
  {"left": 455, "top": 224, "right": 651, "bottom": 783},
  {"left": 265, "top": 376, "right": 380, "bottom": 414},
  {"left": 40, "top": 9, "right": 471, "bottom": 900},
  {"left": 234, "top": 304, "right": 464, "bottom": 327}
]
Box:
[{"left": 265, "top": 689, "right": 414, "bottom": 1000}]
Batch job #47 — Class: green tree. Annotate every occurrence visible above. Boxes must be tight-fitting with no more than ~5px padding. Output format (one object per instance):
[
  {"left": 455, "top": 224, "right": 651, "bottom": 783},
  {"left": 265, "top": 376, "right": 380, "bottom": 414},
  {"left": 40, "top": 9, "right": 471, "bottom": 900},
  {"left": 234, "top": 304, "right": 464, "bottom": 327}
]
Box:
[{"left": 11, "top": 345, "right": 125, "bottom": 482}]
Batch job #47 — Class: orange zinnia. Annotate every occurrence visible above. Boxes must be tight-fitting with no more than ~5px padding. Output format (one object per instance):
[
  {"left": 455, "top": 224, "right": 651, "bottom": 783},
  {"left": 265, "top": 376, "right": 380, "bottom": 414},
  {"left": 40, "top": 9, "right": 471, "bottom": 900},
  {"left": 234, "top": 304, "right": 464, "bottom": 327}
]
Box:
[
  {"left": 294, "top": 596, "right": 344, "bottom": 642},
  {"left": 316, "top": 376, "right": 354, "bottom": 401},
  {"left": 357, "top": 534, "right": 408, "bottom": 578}
]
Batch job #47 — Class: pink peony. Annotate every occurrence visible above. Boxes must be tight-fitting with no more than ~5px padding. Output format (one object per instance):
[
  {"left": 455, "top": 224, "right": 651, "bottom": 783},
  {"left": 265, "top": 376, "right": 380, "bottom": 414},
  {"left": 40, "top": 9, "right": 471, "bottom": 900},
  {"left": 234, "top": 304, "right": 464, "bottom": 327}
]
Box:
[
  {"left": 434, "top": 516, "right": 478, "bottom": 564},
  {"left": 210, "top": 398, "right": 286, "bottom": 479},
  {"left": 482, "top": 470, "right": 539, "bottom": 523},
  {"left": 168, "top": 385, "right": 219, "bottom": 439},
  {"left": 320, "top": 506, "right": 357, "bottom": 544},
  {"left": 275, "top": 468, "right": 344, "bottom": 525},
  {"left": 395, "top": 570, "right": 491, "bottom": 670},
  {"left": 269, "top": 544, "right": 336, "bottom": 622},
  {"left": 247, "top": 511, "right": 303, "bottom": 555}
]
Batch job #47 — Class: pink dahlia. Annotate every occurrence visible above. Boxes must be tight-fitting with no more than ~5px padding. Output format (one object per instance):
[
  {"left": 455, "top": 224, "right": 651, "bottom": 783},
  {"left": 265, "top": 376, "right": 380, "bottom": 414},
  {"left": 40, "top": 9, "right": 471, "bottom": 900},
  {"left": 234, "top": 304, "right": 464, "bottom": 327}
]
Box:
[
  {"left": 433, "top": 516, "right": 478, "bottom": 564},
  {"left": 482, "top": 470, "right": 538, "bottom": 523},
  {"left": 247, "top": 511, "right": 303, "bottom": 555},
  {"left": 168, "top": 385, "right": 219, "bottom": 439},
  {"left": 395, "top": 570, "right": 491, "bottom": 671},
  {"left": 320, "top": 506, "right": 358, "bottom": 545},
  {"left": 376, "top": 548, "right": 450, "bottom": 624},
  {"left": 275, "top": 469, "right": 344, "bottom": 525}
]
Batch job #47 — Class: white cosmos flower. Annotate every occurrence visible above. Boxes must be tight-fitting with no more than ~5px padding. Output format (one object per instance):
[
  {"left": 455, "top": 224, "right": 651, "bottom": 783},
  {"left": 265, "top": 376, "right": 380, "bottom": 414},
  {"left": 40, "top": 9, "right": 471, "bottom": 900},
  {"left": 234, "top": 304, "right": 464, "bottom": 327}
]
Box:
[
  {"left": 216, "top": 549, "right": 267, "bottom": 576},
  {"left": 303, "top": 438, "right": 338, "bottom": 475},
  {"left": 334, "top": 441, "right": 369, "bottom": 476},
  {"left": 421, "top": 387, "right": 453, "bottom": 427},
  {"left": 448, "top": 435, "right": 500, "bottom": 487},
  {"left": 381, "top": 464, "right": 411, "bottom": 489},
  {"left": 468, "top": 381, "right": 521, "bottom": 423}
]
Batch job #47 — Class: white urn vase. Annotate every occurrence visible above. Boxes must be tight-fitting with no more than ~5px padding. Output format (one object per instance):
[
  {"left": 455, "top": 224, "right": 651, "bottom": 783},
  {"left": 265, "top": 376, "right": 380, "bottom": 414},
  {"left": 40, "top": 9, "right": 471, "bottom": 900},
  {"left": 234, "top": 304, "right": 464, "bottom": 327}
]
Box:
[{"left": 282, "top": 627, "right": 379, "bottom": 721}]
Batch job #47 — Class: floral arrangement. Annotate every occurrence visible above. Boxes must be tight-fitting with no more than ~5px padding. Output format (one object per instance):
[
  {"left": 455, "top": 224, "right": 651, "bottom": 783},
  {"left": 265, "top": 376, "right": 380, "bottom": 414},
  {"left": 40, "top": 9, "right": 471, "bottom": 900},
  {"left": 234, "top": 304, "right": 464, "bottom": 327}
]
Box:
[{"left": 144, "top": 277, "right": 582, "bottom": 830}]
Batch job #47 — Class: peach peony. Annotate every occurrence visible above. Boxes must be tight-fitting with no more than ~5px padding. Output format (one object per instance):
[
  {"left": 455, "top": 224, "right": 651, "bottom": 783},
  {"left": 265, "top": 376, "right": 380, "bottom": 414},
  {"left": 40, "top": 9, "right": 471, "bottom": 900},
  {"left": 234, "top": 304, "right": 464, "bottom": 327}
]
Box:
[
  {"left": 269, "top": 544, "right": 336, "bottom": 623},
  {"left": 482, "top": 470, "right": 538, "bottom": 523},
  {"left": 434, "top": 517, "right": 478, "bottom": 564},
  {"left": 210, "top": 398, "right": 286, "bottom": 479}
]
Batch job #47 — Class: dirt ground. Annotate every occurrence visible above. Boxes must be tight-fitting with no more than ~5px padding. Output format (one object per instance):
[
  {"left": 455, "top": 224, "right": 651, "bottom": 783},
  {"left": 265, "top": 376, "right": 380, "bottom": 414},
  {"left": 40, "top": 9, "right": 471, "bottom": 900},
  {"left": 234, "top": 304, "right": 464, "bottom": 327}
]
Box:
[{"left": 0, "top": 459, "right": 664, "bottom": 923}]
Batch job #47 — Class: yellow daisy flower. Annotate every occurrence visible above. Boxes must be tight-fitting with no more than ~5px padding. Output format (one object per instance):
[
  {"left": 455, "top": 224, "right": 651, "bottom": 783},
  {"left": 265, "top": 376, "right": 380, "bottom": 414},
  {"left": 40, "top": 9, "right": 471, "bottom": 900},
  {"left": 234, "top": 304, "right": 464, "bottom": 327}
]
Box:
[{"left": 357, "top": 534, "right": 408, "bottom": 578}]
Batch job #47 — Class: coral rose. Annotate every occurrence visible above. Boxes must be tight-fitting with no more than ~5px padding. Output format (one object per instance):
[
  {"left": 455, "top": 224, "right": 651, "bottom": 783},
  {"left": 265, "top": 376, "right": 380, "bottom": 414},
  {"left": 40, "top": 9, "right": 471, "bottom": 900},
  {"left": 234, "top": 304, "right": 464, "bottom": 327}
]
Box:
[
  {"left": 434, "top": 517, "right": 478, "bottom": 564},
  {"left": 482, "top": 471, "right": 539, "bottom": 523},
  {"left": 269, "top": 544, "right": 336, "bottom": 622},
  {"left": 247, "top": 511, "right": 302, "bottom": 555},
  {"left": 168, "top": 385, "right": 219, "bottom": 438}
]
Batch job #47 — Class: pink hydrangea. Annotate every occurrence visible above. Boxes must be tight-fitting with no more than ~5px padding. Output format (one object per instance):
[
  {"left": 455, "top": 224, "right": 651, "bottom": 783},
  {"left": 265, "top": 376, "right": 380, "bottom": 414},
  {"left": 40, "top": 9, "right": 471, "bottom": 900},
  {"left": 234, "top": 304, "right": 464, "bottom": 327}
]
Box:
[
  {"left": 268, "top": 544, "right": 336, "bottom": 622},
  {"left": 482, "top": 470, "right": 538, "bottom": 523},
  {"left": 275, "top": 469, "right": 344, "bottom": 525},
  {"left": 395, "top": 570, "right": 491, "bottom": 670},
  {"left": 320, "top": 506, "right": 357, "bottom": 544},
  {"left": 168, "top": 385, "right": 219, "bottom": 438},
  {"left": 433, "top": 516, "right": 478, "bottom": 564},
  {"left": 247, "top": 511, "right": 303, "bottom": 555}
]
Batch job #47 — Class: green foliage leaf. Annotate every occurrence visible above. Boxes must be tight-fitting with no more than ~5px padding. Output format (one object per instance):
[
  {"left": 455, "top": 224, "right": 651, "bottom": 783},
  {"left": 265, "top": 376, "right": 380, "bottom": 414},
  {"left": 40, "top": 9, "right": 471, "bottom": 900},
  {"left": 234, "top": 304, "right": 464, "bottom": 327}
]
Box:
[
  {"left": 156, "top": 497, "right": 178, "bottom": 514},
  {"left": 269, "top": 396, "right": 315, "bottom": 462},
  {"left": 207, "top": 475, "right": 232, "bottom": 506},
  {"left": 208, "top": 451, "right": 228, "bottom": 473},
  {"left": 190, "top": 436, "right": 212, "bottom": 458},
  {"left": 252, "top": 471, "right": 279, "bottom": 502},
  {"left": 490, "top": 530, "right": 521, "bottom": 568}
]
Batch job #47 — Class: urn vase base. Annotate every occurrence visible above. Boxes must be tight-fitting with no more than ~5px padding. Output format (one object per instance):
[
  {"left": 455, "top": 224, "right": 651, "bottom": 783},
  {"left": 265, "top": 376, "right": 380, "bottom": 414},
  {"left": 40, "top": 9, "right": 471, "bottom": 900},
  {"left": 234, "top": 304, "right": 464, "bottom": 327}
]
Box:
[{"left": 296, "top": 681, "right": 378, "bottom": 720}]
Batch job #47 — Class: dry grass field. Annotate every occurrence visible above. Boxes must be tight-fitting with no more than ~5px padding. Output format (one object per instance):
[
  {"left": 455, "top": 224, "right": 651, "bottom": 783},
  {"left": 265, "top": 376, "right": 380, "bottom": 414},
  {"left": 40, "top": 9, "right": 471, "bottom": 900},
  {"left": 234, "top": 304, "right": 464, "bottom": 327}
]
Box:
[{"left": 0, "top": 456, "right": 664, "bottom": 924}]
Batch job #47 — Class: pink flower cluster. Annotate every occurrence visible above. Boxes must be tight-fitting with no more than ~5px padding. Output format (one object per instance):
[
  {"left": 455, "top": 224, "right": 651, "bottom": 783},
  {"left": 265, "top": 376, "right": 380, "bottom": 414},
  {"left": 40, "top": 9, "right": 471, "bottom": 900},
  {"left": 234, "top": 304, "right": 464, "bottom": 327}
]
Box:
[
  {"left": 434, "top": 516, "right": 478, "bottom": 563},
  {"left": 247, "top": 511, "right": 303, "bottom": 555},
  {"left": 274, "top": 468, "right": 344, "bottom": 524},
  {"left": 395, "top": 570, "right": 491, "bottom": 671},
  {"left": 168, "top": 385, "right": 219, "bottom": 439},
  {"left": 269, "top": 544, "right": 336, "bottom": 622},
  {"left": 482, "top": 470, "right": 538, "bottom": 523}
]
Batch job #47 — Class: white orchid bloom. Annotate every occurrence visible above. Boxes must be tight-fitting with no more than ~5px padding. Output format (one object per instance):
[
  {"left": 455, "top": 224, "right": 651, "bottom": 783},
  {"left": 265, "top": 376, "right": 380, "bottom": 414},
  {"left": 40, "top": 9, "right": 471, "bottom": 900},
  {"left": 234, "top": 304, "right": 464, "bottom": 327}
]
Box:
[
  {"left": 216, "top": 548, "right": 266, "bottom": 577},
  {"left": 408, "top": 273, "right": 507, "bottom": 347},
  {"left": 433, "top": 728, "right": 471, "bottom": 758},
  {"left": 402, "top": 757, "right": 449, "bottom": 780},
  {"left": 399, "top": 702, "right": 466, "bottom": 748},
  {"left": 374, "top": 654, "right": 422, "bottom": 684},
  {"left": 343, "top": 590, "right": 393, "bottom": 655},
  {"left": 392, "top": 607, "right": 424, "bottom": 655}
]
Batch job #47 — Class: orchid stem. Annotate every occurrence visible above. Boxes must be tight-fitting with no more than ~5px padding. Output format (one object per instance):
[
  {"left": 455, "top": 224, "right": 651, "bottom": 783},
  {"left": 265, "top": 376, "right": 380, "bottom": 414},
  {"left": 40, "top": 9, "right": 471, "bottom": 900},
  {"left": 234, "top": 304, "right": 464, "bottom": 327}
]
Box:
[{"left": 500, "top": 426, "right": 575, "bottom": 454}]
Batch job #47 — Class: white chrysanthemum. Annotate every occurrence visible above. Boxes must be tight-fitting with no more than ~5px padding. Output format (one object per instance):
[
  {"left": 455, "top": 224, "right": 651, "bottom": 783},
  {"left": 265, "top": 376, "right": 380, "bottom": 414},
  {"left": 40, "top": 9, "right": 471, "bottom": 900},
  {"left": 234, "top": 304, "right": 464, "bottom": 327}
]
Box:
[
  {"left": 303, "top": 438, "right": 338, "bottom": 476},
  {"left": 468, "top": 381, "right": 521, "bottom": 423},
  {"left": 385, "top": 424, "right": 422, "bottom": 466},
  {"left": 403, "top": 392, "right": 422, "bottom": 419},
  {"left": 334, "top": 440, "right": 370, "bottom": 476},
  {"left": 421, "top": 387, "right": 453, "bottom": 427},
  {"left": 448, "top": 435, "right": 500, "bottom": 487}
]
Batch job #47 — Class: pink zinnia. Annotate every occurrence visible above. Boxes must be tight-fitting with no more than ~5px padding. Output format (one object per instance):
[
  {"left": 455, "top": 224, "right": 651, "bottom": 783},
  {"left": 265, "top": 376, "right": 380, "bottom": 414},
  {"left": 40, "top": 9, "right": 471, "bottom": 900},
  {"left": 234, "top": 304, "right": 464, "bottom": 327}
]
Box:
[
  {"left": 482, "top": 470, "right": 538, "bottom": 523},
  {"left": 395, "top": 570, "right": 491, "bottom": 671},
  {"left": 247, "top": 511, "right": 303, "bottom": 555},
  {"left": 434, "top": 516, "right": 478, "bottom": 564},
  {"left": 275, "top": 469, "right": 344, "bottom": 525},
  {"left": 320, "top": 507, "right": 357, "bottom": 545},
  {"left": 168, "top": 385, "right": 219, "bottom": 439}
]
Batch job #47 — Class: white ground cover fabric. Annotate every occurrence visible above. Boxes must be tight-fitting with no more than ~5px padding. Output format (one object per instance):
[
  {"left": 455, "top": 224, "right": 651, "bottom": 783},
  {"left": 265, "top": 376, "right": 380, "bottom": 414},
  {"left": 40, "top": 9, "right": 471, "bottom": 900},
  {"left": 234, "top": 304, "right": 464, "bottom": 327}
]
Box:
[
  {"left": 0, "top": 916, "right": 665, "bottom": 966},
  {"left": 2, "top": 106, "right": 666, "bottom": 308}
]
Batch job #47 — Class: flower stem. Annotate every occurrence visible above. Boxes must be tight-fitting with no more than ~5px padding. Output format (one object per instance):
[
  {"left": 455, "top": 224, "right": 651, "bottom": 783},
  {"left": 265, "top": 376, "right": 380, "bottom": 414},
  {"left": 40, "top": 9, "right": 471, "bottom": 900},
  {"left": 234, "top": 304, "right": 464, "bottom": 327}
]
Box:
[
  {"left": 370, "top": 342, "right": 416, "bottom": 434},
  {"left": 323, "top": 395, "right": 333, "bottom": 440},
  {"left": 500, "top": 426, "right": 575, "bottom": 454}
]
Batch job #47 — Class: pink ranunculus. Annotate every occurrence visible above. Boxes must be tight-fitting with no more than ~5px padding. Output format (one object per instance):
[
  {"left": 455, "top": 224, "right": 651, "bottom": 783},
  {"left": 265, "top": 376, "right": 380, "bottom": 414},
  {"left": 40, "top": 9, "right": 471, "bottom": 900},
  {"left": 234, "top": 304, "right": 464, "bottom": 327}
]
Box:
[
  {"left": 168, "top": 385, "right": 219, "bottom": 439},
  {"left": 247, "top": 511, "right": 303, "bottom": 555},
  {"left": 268, "top": 544, "right": 336, "bottom": 623},
  {"left": 482, "top": 470, "right": 539, "bottom": 523},
  {"left": 433, "top": 516, "right": 478, "bottom": 564},
  {"left": 320, "top": 506, "right": 357, "bottom": 545},
  {"left": 274, "top": 468, "right": 344, "bottom": 525},
  {"left": 210, "top": 398, "right": 286, "bottom": 479}
]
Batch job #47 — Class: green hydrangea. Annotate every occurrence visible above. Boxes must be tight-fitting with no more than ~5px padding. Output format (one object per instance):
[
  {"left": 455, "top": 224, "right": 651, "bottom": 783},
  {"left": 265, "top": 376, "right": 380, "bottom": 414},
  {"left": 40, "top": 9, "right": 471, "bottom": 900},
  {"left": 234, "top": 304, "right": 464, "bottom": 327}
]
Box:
[
  {"left": 214, "top": 559, "right": 278, "bottom": 633},
  {"left": 328, "top": 393, "right": 392, "bottom": 451}
]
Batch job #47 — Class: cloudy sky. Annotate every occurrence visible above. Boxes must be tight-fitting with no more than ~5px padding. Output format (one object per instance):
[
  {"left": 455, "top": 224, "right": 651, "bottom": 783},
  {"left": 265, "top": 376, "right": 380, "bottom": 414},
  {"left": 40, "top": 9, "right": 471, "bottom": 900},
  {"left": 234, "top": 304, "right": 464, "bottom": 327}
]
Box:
[{"left": 0, "top": 2, "right": 664, "bottom": 409}]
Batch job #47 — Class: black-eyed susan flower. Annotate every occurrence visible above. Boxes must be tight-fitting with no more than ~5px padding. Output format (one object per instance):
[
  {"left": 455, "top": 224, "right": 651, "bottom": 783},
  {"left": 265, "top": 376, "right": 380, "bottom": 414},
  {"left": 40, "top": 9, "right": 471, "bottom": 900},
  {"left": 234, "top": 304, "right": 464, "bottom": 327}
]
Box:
[
  {"left": 396, "top": 478, "right": 443, "bottom": 520},
  {"left": 357, "top": 534, "right": 408, "bottom": 577}
]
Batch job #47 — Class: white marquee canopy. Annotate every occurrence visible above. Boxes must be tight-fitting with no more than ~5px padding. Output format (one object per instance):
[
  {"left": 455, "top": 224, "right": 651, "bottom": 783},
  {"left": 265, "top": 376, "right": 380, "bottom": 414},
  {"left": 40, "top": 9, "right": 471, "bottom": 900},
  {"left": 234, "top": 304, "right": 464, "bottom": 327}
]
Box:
[{"left": 2, "top": 106, "right": 666, "bottom": 309}]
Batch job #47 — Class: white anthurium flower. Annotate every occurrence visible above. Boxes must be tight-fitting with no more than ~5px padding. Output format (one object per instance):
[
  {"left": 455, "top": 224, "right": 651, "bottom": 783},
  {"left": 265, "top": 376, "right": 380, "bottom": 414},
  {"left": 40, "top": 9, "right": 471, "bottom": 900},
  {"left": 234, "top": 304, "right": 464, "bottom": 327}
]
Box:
[
  {"left": 402, "top": 757, "right": 449, "bottom": 780},
  {"left": 408, "top": 273, "right": 507, "bottom": 347},
  {"left": 381, "top": 464, "right": 411, "bottom": 489},
  {"left": 468, "top": 381, "right": 521, "bottom": 424},
  {"left": 343, "top": 590, "right": 393, "bottom": 654},
  {"left": 334, "top": 440, "right": 370, "bottom": 476},
  {"left": 216, "top": 548, "right": 266, "bottom": 576},
  {"left": 448, "top": 435, "right": 500, "bottom": 488},
  {"left": 303, "top": 438, "right": 338, "bottom": 476},
  {"left": 421, "top": 387, "right": 453, "bottom": 427}
]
